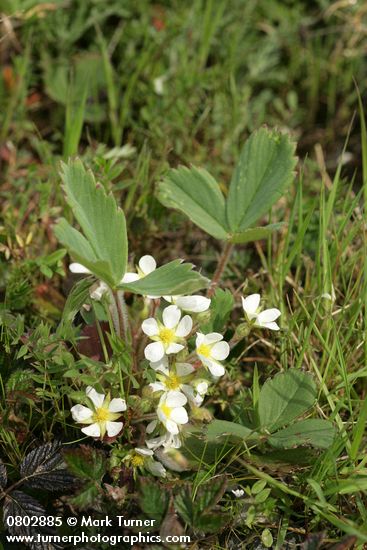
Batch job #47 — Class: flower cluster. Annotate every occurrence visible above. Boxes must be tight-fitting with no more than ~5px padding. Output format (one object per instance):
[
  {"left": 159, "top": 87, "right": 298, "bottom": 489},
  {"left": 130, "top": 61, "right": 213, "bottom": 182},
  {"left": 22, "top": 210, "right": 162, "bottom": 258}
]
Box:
[{"left": 70, "top": 254, "right": 281, "bottom": 475}]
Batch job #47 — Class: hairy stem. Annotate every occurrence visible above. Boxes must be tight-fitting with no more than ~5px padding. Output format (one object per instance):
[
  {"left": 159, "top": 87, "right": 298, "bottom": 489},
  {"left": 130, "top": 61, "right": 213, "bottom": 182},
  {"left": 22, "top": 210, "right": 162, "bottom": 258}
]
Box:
[{"left": 207, "top": 241, "right": 234, "bottom": 297}]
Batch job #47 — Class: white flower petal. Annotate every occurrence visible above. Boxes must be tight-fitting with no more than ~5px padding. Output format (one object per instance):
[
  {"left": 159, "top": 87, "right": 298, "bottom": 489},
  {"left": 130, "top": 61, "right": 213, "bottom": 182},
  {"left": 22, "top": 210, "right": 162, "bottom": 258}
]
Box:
[
  {"left": 165, "top": 343, "right": 184, "bottom": 355},
  {"left": 69, "top": 263, "right": 91, "bottom": 274},
  {"left": 175, "top": 315, "right": 192, "bottom": 337},
  {"left": 195, "top": 332, "right": 205, "bottom": 347},
  {"left": 170, "top": 407, "right": 189, "bottom": 425},
  {"left": 206, "top": 359, "right": 225, "bottom": 377},
  {"left": 211, "top": 341, "right": 230, "bottom": 361},
  {"left": 106, "top": 421, "right": 123, "bottom": 437},
  {"left": 196, "top": 381, "right": 209, "bottom": 394},
  {"left": 146, "top": 435, "right": 165, "bottom": 449},
  {"left": 142, "top": 317, "right": 159, "bottom": 336},
  {"left": 81, "top": 423, "right": 101, "bottom": 437},
  {"left": 175, "top": 295, "right": 211, "bottom": 313},
  {"left": 257, "top": 308, "right": 281, "bottom": 324},
  {"left": 163, "top": 295, "right": 174, "bottom": 304},
  {"left": 145, "top": 341, "right": 165, "bottom": 362},
  {"left": 165, "top": 419, "right": 179, "bottom": 434},
  {"left": 203, "top": 332, "right": 223, "bottom": 344},
  {"left": 147, "top": 460, "right": 166, "bottom": 477},
  {"left": 176, "top": 362, "right": 195, "bottom": 376},
  {"left": 121, "top": 272, "right": 140, "bottom": 283},
  {"left": 135, "top": 447, "right": 153, "bottom": 456},
  {"left": 71, "top": 404, "right": 93, "bottom": 423},
  {"left": 163, "top": 305, "right": 181, "bottom": 329},
  {"left": 261, "top": 321, "right": 280, "bottom": 331},
  {"left": 166, "top": 391, "right": 187, "bottom": 407},
  {"left": 150, "top": 382, "right": 165, "bottom": 393},
  {"left": 86, "top": 387, "right": 105, "bottom": 409},
  {"left": 90, "top": 282, "right": 108, "bottom": 300},
  {"left": 150, "top": 356, "right": 169, "bottom": 373},
  {"left": 139, "top": 255, "right": 156, "bottom": 275},
  {"left": 146, "top": 419, "right": 158, "bottom": 434},
  {"left": 109, "top": 398, "right": 127, "bottom": 413},
  {"left": 242, "top": 294, "right": 261, "bottom": 315}
]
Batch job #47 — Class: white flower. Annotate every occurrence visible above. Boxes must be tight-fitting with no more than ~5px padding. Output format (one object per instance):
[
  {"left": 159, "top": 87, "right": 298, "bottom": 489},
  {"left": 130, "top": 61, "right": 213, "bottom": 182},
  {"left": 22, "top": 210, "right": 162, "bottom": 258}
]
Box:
[
  {"left": 146, "top": 431, "right": 182, "bottom": 450},
  {"left": 129, "top": 447, "right": 166, "bottom": 478},
  {"left": 70, "top": 386, "right": 126, "bottom": 438},
  {"left": 195, "top": 332, "right": 229, "bottom": 377},
  {"left": 242, "top": 294, "right": 281, "bottom": 331},
  {"left": 150, "top": 362, "right": 208, "bottom": 407},
  {"left": 232, "top": 489, "right": 245, "bottom": 498},
  {"left": 142, "top": 305, "right": 192, "bottom": 362},
  {"left": 69, "top": 263, "right": 108, "bottom": 301},
  {"left": 156, "top": 391, "right": 188, "bottom": 434},
  {"left": 163, "top": 295, "right": 211, "bottom": 313}
]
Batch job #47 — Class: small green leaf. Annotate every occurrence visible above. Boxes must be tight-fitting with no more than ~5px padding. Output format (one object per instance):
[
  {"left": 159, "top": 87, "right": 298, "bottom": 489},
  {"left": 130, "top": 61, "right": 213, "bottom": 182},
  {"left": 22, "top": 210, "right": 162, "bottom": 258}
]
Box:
[
  {"left": 56, "top": 159, "right": 128, "bottom": 286},
  {"left": 268, "top": 419, "right": 336, "bottom": 449},
  {"left": 206, "top": 419, "right": 258, "bottom": 443},
  {"left": 58, "top": 278, "right": 93, "bottom": 332},
  {"left": 258, "top": 369, "right": 317, "bottom": 432},
  {"left": 229, "top": 223, "right": 285, "bottom": 243},
  {"left": 63, "top": 445, "right": 106, "bottom": 481},
  {"left": 206, "top": 288, "right": 234, "bottom": 332},
  {"left": 226, "top": 128, "right": 297, "bottom": 233},
  {"left": 118, "top": 259, "right": 209, "bottom": 296},
  {"left": 158, "top": 165, "right": 229, "bottom": 240}
]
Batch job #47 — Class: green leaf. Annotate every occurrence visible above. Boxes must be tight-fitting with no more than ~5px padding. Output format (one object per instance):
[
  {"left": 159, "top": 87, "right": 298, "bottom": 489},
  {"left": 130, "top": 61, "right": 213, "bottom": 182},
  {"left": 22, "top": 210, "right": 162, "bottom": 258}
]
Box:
[
  {"left": 0, "top": 459, "right": 7, "bottom": 489},
  {"left": 158, "top": 165, "right": 229, "bottom": 240},
  {"left": 56, "top": 159, "right": 128, "bottom": 286},
  {"left": 54, "top": 218, "right": 116, "bottom": 287},
  {"left": 206, "top": 419, "right": 258, "bottom": 443},
  {"left": 258, "top": 369, "right": 317, "bottom": 432},
  {"left": 226, "top": 128, "right": 297, "bottom": 233},
  {"left": 206, "top": 288, "right": 234, "bottom": 332},
  {"left": 63, "top": 445, "right": 106, "bottom": 481},
  {"left": 268, "top": 419, "right": 336, "bottom": 449},
  {"left": 229, "top": 223, "right": 285, "bottom": 244},
  {"left": 138, "top": 479, "right": 169, "bottom": 524},
  {"left": 118, "top": 259, "right": 209, "bottom": 296},
  {"left": 58, "top": 278, "right": 93, "bottom": 333}
]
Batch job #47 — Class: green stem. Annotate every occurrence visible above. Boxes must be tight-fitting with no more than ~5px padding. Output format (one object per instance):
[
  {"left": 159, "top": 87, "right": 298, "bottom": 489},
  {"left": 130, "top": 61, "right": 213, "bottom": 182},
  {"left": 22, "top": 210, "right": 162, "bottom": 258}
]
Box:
[{"left": 207, "top": 241, "right": 234, "bottom": 297}]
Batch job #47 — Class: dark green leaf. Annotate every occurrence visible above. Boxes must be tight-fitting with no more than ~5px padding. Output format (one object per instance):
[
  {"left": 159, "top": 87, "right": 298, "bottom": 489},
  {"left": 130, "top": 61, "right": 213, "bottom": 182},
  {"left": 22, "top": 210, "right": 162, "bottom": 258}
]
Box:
[
  {"left": 69, "top": 483, "right": 100, "bottom": 511},
  {"left": 175, "top": 488, "right": 195, "bottom": 526},
  {"left": 63, "top": 445, "right": 106, "bottom": 481},
  {"left": 208, "top": 288, "right": 234, "bottom": 332},
  {"left": 20, "top": 441, "right": 76, "bottom": 491},
  {"left": 158, "top": 165, "right": 229, "bottom": 240},
  {"left": 138, "top": 479, "right": 169, "bottom": 524},
  {"left": 4, "top": 491, "right": 62, "bottom": 549},
  {"left": 268, "top": 419, "right": 336, "bottom": 449},
  {"left": 226, "top": 128, "right": 297, "bottom": 233},
  {"left": 229, "top": 223, "right": 285, "bottom": 243},
  {"left": 258, "top": 369, "right": 316, "bottom": 432},
  {"left": 58, "top": 278, "right": 93, "bottom": 332},
  {"left": 194, "top": 512, "right": 230, "bottom": 533},
  {"left": 118, "top": 259, "right": 209, "bottom": 295}
]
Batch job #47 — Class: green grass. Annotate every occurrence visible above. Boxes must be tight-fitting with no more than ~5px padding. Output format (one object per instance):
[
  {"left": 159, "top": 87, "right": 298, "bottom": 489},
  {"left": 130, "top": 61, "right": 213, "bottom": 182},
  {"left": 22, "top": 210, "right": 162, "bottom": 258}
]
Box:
[{"left": 1, "top": 1, "right": 367, "bottom": 548}]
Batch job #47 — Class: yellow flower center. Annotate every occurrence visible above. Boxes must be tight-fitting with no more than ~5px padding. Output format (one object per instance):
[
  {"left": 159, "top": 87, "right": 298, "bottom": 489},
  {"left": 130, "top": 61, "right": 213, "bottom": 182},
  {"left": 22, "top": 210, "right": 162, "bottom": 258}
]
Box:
[
  {"left": 197, "top": 343, "right": 211, "bottom": 358},
  {"left": 159, "top": 327, "right": 176, "bottom": 345},
  {"left": 131, "top": 454, "right": 145, "bottom": 467},
  {"left": 93, "top": 407, "right": 110, "bottom": 422},
  {"left": 166, "top": 374, "right": 181, "bottom": 390},
  {"left": 160, "top": 403, "right": 172, "bottom": 418}
]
